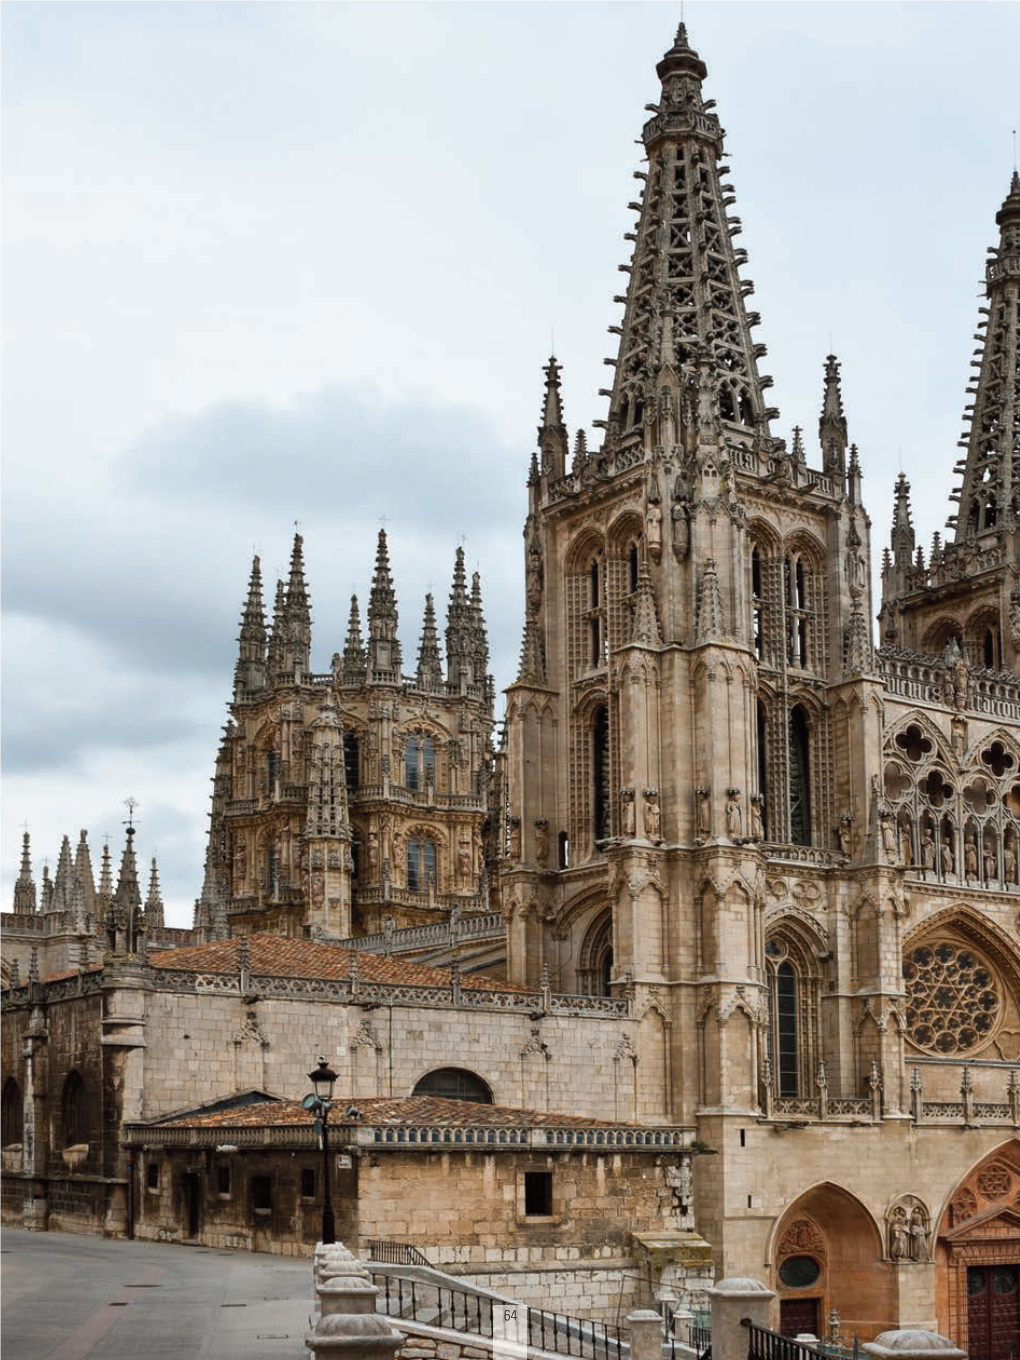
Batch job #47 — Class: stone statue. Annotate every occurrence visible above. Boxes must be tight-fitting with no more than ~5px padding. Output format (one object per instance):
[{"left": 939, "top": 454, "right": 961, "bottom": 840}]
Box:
[
  {"left": 458, "top": 839, "right": 471, "bottom": 878},
  {"left": 621, "top": 788, "right": 636, "bottom": 838},
  {"left": 941, "top": 840, "right": 954, "bottom": 876},
  {"left": 526, "top": 544, "right": 543, "bottom": 615},
  {"left": 726, "top": 789, "right": 742, "bottom": 839},
  {"left": 909, "top": 1207, "right": 929, "bottom": 1262},
  {"left": 1006, "top": 843, "right": 1017, "bottom": 883},
  {"left": 643, "top": 790, "right": 661, "bottom": 840},
  {"left": 953, "top": 655, "right": 970, "bottom": 712},
  {"left": 534, "top": 820, "right": 549, "bottom": 866},
  {"left": 671, "top": 500, "right": 690, "bottom": 560},
  {"left": 889, "top": 1207, "right": 909, "bottom": 1261},
  {"left": 696, "top": 788, "right": 711, "bottom": 839},
  {"left": 880, "top": 809, "right": 898, "bottom": 858},
  {"left": 367, "top": 830, "right": 379, "bottom": 868},
  {"left": 749, "top": 796, "right": 764, "bottom": 841},
  {"left": 965, "top": 835, "right": 979, "bottom": 878},
  {"left": 984, "top": 845, "right": 997, "bottom": 880},
  {"left": 645, "top": 498, "right": 663, "bottom": 557},
  {"left": 899, "top": 819, "right": 913, "bottom": 867},
  {"left": 508, "top": 818, "right": 521, "bottom": 861},
  {"left": 921, "top": 828, "right": 936, "bottom": 870},
  {"left": 838, "top": 816, "right": 852, "bottom": 858}
]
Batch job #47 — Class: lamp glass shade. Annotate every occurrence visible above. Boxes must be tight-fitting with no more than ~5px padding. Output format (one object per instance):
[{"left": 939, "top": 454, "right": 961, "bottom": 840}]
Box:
[{"left": 309, "top": 1060, "right": 338, "bottom": 1101}]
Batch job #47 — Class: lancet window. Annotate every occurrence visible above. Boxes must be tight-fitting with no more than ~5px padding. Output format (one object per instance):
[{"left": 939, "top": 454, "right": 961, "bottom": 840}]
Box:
[
  {"left": 406, "top": 837, "right": 437, "bottom": 892},
  {"left": 765, "top": 933, "right": 820, "bottom": 1099},
  {"left": 343, "top": 732, "right": 359, "bottom": 790},
  {"left": 788, "top": 706, "right": 812, "bottom": 847},
  {"left": 593, "top": 706, "right": 612, "bottom": 842},
  {"left": 1, "top": 1078, "right": 22, "bottom": 1148},
  {"left": 785, "top": 552, "right": 810, "bottom": 669},
  {"left": 62, "top": 1070, "right": 87, "bottom": 1147},
  {"left": 751, "top": 548, "right": 764, "bottom": 660},
  {"left": 406, "top": 736, "right": 436, "bottom": 791}
]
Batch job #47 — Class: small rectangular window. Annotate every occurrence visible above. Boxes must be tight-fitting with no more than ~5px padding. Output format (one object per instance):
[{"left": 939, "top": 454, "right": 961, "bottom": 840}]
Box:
[
  {"left": 217, "top": 1165, "right": 231, "bottom": 1196},
  {"left": 146, "top": 1162, "right": 159, "bottom": 1191},
  {"left": 251, "top": 1175, "right": 272, "bottom": 1213},
  {"left": 524, "top": 1171, "right": 553, "bottom": 1217},
  {"left": 300, "top": 1168, "right": 316, "bottom": 1199}
]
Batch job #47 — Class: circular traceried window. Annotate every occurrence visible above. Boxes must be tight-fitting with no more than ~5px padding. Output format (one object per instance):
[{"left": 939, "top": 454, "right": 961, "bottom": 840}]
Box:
[
  {"left": 903, "top": 941, "right": 1001, "bottom": 1054},
  {"left": 779, "top": 1256, "right": 821, "bottom": 1289}
]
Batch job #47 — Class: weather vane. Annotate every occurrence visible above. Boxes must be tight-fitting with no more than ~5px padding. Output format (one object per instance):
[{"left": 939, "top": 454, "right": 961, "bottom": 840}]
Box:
[{"left": 123, "top": 797, "right": 139, "bottom": 831}]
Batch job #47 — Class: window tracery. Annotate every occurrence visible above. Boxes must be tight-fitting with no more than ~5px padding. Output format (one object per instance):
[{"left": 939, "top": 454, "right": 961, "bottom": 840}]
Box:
[
  {"left": 765, "top": 931, "right": 820, "bottom": 1099},
  {"left": 903, "top": 941, "right": 1001, "bottom": 1055}
]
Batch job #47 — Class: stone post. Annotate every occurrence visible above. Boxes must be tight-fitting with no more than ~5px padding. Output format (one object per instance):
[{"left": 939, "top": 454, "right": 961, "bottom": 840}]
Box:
[
  {"left": 863, "top": 1330, "right": 965, "bottom": 1360},
  {"left": 708, "top": 1278, "right": 775, "bottom": 1360},
  {"left": 625, "top": 1310, "right": 664, "bottom": 1360},
  {"left": 306, "top": 1241, "right": 403, "bottom": 1360}
]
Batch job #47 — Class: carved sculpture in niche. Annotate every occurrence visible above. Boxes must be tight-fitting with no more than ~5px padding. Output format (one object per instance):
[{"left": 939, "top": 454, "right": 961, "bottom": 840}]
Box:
[
  {"left": 311, "top": 846, "right": 325, "bottom": 870},
  {"left": 311, "top": 871, "right": 324, "bottom": 904},
  {"left": 954, "top": 653, "right": 970, "bottom": 712},
  {"left": 643, "top": 789, "right": 661, "bottom": 840},
  {"left": 508, "top": 818, "right": 522, "bottom": 861},
  {"left": 885, "top": 1196, "right": 930, "bottom": 1262},
  {"left": 941, "top": 840, "right": 954, "bottom": 875},
  {"left": 367, "top": 830, "right": 379, "bottom": 869},
  {"left": 621, "top": 787, "right": 636, "bottom": 838},
  {"left": 1006, "top": 838, "right": 1017, "bottom": 884},
  {"left": 382, "top": 915, "right": 395, "bottom": 950},
  {"left": 473, "top": 827, "right": 483, "bottom": 875},
  {"left": 671, "top": 498, "right": 690, "bottom": 560},
  {"left": 921, "top": 827, "right": 936, "bottom": 870},
  {"left": 235, "top": 841, "right": 247, "bottom": 883},
  {"left": 909, "top": 1207, "right": 930, "bottom": 1262},
  {"left": 457, "top": 839, "right": 471, "bottom": 879},
  {"left": 777, "top": 1216, "right": 826, "bottom": 1259},
  {"left": 899, "top": 816, "right": 913, "bottom": 867},
  {"left": 880, "top": 808, "right": 898, "bottom": 859},
  {"left": 888, "top": 1207, "right": 910, "bottom": 1261},
  {"left": 645, "top": 497, "right": 663, "bottom": 558},
  {"left": 749, "top": 795, "right": 764, "bottom": 842},
  {"left": 526, "top": 544, "right": 543, "bottom": 616},
  {"left": 966, "top": 834, "right": 979, "bottom": 878},
  {"left": 984, "top": 841, "right": 997, "bottom": 880},
  {"left": 392, "top": 827, "right": 403, "bottom": 879},
  {"left": 838, "top": 815, "right": 852, "bottom": 858},
  {"left": 696, "top": 787, "right": 711, "bottom": 840},
  {"left": 952, "top": 717, "right": 967, "bottom": 758},
  {"left": 534, "top": 819, "right": 549, "bottom": 866},
  {"left": 726, "top": 788, "right": 742, "bottom": 839}
]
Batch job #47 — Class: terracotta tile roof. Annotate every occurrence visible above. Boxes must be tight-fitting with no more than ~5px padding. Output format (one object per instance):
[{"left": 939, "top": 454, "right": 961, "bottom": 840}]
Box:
[
  {"left": 157, "top": 1094, "right": 658, "bottom": 1132},
  {"left": 150, "top": 933, "right": 525, "bottom": 991}
]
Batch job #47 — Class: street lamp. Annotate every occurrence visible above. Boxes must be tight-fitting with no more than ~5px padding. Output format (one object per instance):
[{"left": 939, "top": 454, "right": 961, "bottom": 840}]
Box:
[{"left": 303, "top": 1057, "right": 338, "bottom": 1245}]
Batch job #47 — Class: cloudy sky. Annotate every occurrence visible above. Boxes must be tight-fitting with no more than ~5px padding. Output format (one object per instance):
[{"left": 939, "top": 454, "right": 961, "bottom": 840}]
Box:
[{"left": 3, "top": 1, "right": 1018, "bottom": 926}]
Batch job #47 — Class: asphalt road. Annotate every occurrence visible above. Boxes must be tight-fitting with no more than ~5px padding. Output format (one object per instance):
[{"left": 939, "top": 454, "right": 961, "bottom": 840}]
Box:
[{"left": 1, "top": 1229, "right": 315, "bottom": 1359}]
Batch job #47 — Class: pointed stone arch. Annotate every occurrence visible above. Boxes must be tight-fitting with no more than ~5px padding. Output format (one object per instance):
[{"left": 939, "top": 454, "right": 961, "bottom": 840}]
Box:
[{"left": 885, "top": 710, "right": 955, "bottom": 771}]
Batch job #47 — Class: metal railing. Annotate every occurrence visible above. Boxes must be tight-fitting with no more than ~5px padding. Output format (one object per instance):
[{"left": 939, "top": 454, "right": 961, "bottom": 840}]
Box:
[
  {"left": 741, "top": 1319, "right": 859, "bottom": 1360},
  {"left": 366, "top": 1240, "right": 432, "bottom": 1267},
  {"left": 371, "top": 1272, "right": 626, "bottom": 1360}
]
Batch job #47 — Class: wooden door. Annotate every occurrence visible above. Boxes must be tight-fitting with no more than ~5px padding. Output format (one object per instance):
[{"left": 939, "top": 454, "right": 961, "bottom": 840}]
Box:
[
  {"left": 967, "top": 1265, "right": 1020, "bottom": 1360},
  {"left": 779, "top": 1296, "right": 819, "bottom": 1338}
]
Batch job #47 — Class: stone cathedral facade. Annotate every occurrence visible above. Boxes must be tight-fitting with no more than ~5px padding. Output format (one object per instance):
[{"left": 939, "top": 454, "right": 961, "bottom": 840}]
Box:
[{"left": 4, "top": 21, "right": 1020, "bottom": 1356}]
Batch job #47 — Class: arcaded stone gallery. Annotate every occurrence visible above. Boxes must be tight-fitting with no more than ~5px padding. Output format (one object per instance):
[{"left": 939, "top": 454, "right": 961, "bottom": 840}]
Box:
[{"left": 3, "top": 21, "right": 1020, "bottom": 1359}]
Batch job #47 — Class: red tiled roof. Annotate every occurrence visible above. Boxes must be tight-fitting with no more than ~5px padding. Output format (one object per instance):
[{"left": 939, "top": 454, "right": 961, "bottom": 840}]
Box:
[
  {"left": 157, "top": 1094, "right": 657, "bottom": 1132},
  {"left": 150, "top": 933, "right": 524, "bottom": 991}
]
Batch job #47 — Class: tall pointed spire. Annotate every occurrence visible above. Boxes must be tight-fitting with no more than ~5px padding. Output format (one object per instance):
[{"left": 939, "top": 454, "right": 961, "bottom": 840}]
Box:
[
  {"left": 602, "top": 22, "right": 777, "bottom": 457},
  {"left": 819, "top": 354, "right": 848, "bottom": 477},
  {"left": 445, "top": 546, "right": 474, "bottom": 689},
  {"left": 891, "top": 473, "right": 915, "bottom": 571},
  {"left": 12, "top": 831, "right": 36, "bottom": 913},
  {"left": 145, "top": 856, "right": 165, "bottom": 928},
  {"left": 73, "top": 830, "right": 96, "bottom": 921},
  {"left": 950, "top": 173, "right": 1020, "bottom": 540},
  {"left": 516, "top": 615, "right": 546, "bottom": 686},
  {"left": 416, "top": 593, "right": 444, "bottom": 691},
  {"left": 234, "top": 554, "right": 267, "bottom": 697},
  {"left": 630, "top": 561, "right": 663, "bottom": 647},
  {"left": 537, "top": 355, "right": 569, "bottom": 479},
  {"left": 470, "top": 571, "right": 490, "bottom": 688},
  {"left": 97, "top": 841, "right": 114, "bottom": 921},
  {"left": 52, "top": 835, "right": 74, "bottom": 914},
  {"left": 342, "top": 594, "right": 366, "bottom": 683},
  {"left": 696, "top": 558, "right": 726, "bottom": 641},
  {"left": 366, "top": 529, "right": 402, "bottom": 682},
  {"left": 109, "top": 822, "right": 144, "bottom": 955},
  {"left": 281, "top": 533, "right": 312, "bottom": 674},
  {"left": 266, "top": 578, "right": 286, "bottom": 676}
]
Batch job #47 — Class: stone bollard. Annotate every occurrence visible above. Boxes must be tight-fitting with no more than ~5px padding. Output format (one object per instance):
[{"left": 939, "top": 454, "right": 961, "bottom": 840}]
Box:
[
  {"left": 863, "top": 1331, "right": 966, "bottom": 1360},
  {"left": 707, "top": 1277, "right": 775, "bottom": 1360},
  {"left": 626, "top": 1310, "right": 665, "bottom": 1360},
  {"left": 306, "top": 1241, "right": 403, "bottom": 1360}
]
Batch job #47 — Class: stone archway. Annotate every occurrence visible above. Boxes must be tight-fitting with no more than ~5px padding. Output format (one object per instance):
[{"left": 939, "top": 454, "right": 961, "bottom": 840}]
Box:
[
  {"left": 771, "top": 1183, "right": 894, "bottom": 1342},
  {"left": 935, "top": 1139, "right": 1020, "bottom": 1359}
]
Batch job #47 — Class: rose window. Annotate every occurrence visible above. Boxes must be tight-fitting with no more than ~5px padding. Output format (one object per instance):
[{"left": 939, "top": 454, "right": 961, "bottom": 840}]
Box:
[{"left": 903, "top": 942, "right": 1001, "bottom": 1054}]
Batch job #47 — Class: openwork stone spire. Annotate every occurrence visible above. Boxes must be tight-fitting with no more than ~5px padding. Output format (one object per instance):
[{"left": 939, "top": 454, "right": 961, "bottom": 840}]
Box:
[
  {"left": 52, "top": 835, "right": 74, "bottom": 914},
  {"left": 819, "top": 354, "right": 848, "bottom": 477},
  {"left": 695, "top": 557, "right": 726, "bottom": 641},
  {"left": 950, "top": 172, "right": 1020, "bottom": 541},
  {"left": 890, "top": 473, "right": 915, "bottom": 570},
  {"left": 538, "top": 355, "right": 569, "bottom": 477},
  {"left": 445, "top": 546, "right": 474, "bottom": 686},
  {"left": 517, "top": 616, "right": 546, "bottom": 685},
  {"left": 470, "top": 571, "right": 490, "bottom": 686},
  {"left": 602, "top": 22, "right": 776, "bottom": 452},
  {"left": 13, "top": 831, "right": 36, "bottom": 913},
  {"left": 844, "top": 597, "right": 873, "bottom": 676},
  {"left": 416, "top": 593, "right": 444, "bottom": 691},
  {"left": 108, "top": 823, "right": 144, "bottom": 954},
  {"left": 366, "top": 529, "right": 402, "bottom": 682},
  {"left": 97, "top": 841, "right": 114, "bottom": 902},
  {"left": 631, "top": 561, "right": 663, "bottom": 646},
  {"left": 234, "top": 554, "right": 267, "bottom": 697},
  {"left": 281, "top": 533, "right": 312, "bottom": 674},
  {"left": 342, "top": 594, "right": 366, "bottom": 681},
  {"left": 305, "top": 695, "right": 350, "bottom": 840},
  {"left": 145, "top": 856, "right": 165, "bottom": 928},
  {"left": 267, "top": 579, "right": 286, "bottom": 675}
]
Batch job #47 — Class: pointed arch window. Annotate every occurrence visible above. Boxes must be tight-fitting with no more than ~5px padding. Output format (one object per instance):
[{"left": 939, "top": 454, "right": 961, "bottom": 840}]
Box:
[
  {"left": 406, "top": 838, "right": 437, "bottom": 892},
  {"left": 593, "top": 707, "right": 611, "bottom": 842},
  {"left": 789, "top": 706, "right": 812, "bottom": 846},
  {"left": 765, "top": 936, "right": 819, "bottom": 1100},
  {"left": 588, "top": 558, "right": 606, "bottom": 667},
  {"left": 2, "top": 1078, "right": 23, "bottom": 1148},
  {"left": 406, "top": 736, "right": 436, "bottom": 791},
  {"left": 756, "top": 701, "right": 770, "bottom": 840},
  {"left": 751, "top": 547, "right": 764, "bottom": 660},
  {"left": 785, "top": 553, "right": 810, "bottom": 668},
  {"left": 628, "top": 543, "right": 640, "bottom": 595},
  {"left": 62, "top": 1070, "right": 87, "bottom": 1147}
]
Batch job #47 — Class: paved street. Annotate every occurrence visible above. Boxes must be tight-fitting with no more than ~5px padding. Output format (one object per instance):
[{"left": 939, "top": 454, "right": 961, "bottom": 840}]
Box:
[{"left": 1, "top": 1230, "right": 315, "bottom": 1359}]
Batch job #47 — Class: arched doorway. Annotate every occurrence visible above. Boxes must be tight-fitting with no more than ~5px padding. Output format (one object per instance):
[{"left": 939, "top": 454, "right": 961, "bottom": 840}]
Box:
[
  {"left": 936, "top": 1140, "right": 1020, "bottom": 1360},
  {"left": 772, "top": 1184, "right": 893, "bottom": 1341}
]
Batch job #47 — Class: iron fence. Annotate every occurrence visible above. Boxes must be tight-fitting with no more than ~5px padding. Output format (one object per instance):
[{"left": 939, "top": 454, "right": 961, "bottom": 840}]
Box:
[{"left": 741, "top": 1319, "right": 859, "bottom": 1360}]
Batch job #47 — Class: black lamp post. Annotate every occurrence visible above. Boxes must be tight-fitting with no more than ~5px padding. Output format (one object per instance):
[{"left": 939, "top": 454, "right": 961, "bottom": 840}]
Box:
[{"left": 304, "top": 1057, "right": 338, "bottom": 1245}]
